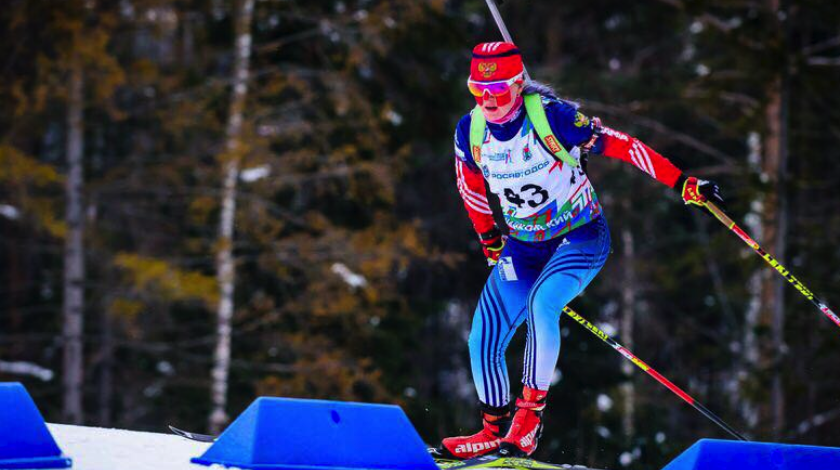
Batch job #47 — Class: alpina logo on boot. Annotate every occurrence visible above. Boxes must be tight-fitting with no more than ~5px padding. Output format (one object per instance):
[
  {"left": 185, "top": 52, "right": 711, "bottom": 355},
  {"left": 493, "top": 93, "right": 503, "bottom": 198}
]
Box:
[
  {"left": 516, "top": 402, "right": 546, "bottom": 411},
  {"left": 454, "top": 439, "right": 500, "bottom": 454},
  {"left": 520, "top": 428, "right": 538, "bottom": 448}
]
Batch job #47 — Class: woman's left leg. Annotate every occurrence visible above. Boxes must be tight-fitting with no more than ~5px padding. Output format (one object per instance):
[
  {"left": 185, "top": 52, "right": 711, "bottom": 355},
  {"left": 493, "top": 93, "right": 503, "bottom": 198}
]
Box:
[
  {"left": 500, "top": 216, "right": 611, "bottom": 457},
  {"left": 524, "top": 217, "right": 611, "bottom": 390}
]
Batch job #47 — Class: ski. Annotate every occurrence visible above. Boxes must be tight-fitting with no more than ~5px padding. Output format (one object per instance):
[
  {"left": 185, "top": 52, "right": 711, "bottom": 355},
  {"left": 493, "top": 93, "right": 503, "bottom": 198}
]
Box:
[
  {"left": 427, "top": 445, "right": 461, "bottom": 466},
  {"left": 428, "top": 450, "right": 594, "bottom": 470},
  {"left": 437, "top": 454, "right": 590, "bottom": 470},
  {"left": 168, "top": 425, "right": 216, "bottom": 443},
  {"left": 445, "top": 455, "right": 512, "bottom": 469}
]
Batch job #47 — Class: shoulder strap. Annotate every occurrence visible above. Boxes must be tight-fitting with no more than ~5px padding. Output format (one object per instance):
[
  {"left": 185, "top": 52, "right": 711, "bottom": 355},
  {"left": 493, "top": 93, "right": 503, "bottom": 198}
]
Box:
[
  {"left": 523, "top": 94, "right": 578, "bottom": 167},
  {"left": 469, "top": 105, "right": 486, "bottom": 165}
]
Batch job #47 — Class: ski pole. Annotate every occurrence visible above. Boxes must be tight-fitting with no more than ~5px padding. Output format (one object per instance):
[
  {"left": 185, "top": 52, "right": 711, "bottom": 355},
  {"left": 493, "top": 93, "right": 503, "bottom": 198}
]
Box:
[
  {"left": 484, "top": 0, "right": 532, "bottom": 84},
  {"left": 563, "top": 306, "right": 748, "bottom": 441},
  {"left": 704, "top": 201, "right": 840, "bottom": 330}
]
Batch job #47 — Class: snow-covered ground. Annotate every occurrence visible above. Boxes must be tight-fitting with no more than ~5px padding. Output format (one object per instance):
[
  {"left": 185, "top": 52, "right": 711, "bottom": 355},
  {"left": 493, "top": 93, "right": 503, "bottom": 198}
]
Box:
[{"left": 47, "top": 423, "right": 211, "bottom": 470}]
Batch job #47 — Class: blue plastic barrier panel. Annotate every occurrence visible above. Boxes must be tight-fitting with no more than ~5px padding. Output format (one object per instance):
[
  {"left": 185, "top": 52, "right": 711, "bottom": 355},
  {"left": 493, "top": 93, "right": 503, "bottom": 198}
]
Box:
[
  {"left": 0, "top": 382, "right": 72, "bottom": 469},
  {"left": 192, "top": 397, "right": 439, "bottom": 470},
  {"left": 663, "top": 439, "right": 840, "bottom": 470}
]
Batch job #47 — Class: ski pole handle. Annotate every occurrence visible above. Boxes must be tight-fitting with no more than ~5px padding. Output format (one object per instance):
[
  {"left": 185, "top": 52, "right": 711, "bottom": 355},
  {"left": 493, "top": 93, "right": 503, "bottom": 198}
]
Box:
[
  {"left": 706, "top": 201, "right": 761, "bottom": 253},
  {"left": 705, "top": 202, "right": 737, "bottom": 234}
]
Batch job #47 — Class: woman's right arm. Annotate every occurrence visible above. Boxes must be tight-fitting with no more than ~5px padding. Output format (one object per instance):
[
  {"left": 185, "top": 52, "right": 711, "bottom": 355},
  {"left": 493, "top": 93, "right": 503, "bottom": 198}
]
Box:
[
  {"left": 455, "top": 158, "right": 495, "bottom": 234},
  {"left": 454, "top": 119, "right": 504, "bottom": 264}
]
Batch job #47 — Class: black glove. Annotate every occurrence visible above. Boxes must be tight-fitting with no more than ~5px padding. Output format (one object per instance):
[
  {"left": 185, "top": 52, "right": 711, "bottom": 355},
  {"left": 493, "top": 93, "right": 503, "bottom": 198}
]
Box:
[
  {"left": 479, "top": 227, "right": 506, "bottom": 266},
  {"left": 677, "top": 175, "right": 724, "bottom": 207}
]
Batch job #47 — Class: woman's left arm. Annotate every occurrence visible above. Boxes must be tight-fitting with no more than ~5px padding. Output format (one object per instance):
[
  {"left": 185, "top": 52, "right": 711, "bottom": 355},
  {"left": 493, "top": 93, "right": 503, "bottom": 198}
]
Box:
[
  {"left": 584, "top": 118, "right": 683, "bottom": 188},
  {"left": 581, "top": 116, "right": 723, "bottom": 207},
  {"left": 544, "top": 100, "right": 724, "bottom": 206}
]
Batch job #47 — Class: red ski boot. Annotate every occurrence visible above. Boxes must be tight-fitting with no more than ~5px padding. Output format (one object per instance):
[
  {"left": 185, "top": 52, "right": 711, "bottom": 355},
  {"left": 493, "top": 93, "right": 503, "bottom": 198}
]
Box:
[
  {"left": 437, "top": 405, "right": 511, "bottom": 460},
  {"left": 498, "top": 386, "right": 547, "bottom": 457}
]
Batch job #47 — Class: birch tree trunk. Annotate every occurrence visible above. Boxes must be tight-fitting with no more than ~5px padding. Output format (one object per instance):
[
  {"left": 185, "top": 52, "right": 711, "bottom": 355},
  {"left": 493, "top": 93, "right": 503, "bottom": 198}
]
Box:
[
  {"left": 63, "top": 55, "right": 85, "bottom": 425},
  {"left": 209, "top": 0, "right": 255, "bottom": 434},
  {"left": 741, "top": 73, "right": 789, "bottom": 440},
  {"left": 740, "top": 131, "right": 763, "bottom": 429},
  {"left": 739, "top": 1, "right": 790, "bottom": 438}
]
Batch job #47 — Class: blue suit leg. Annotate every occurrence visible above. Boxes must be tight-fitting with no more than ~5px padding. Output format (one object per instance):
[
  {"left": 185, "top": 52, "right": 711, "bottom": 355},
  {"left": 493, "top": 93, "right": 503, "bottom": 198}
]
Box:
[
  {"left": 468, "top": 240, "right": 545, "bottom": 407},
  {"left": 523, "top": 217, "right": 611, "bottom": 390}
]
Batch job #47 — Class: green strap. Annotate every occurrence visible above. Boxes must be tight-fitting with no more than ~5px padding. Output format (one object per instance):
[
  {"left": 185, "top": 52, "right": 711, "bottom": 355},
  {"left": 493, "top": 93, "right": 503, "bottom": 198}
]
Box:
[
  {"left": 468, "top": 94, "right": 578, "bottom": 168},
  {"left": 523, "top": 94, "right": 578, "bottom": 167},
  {"left": 468, "top": 105, "right": 487, "bottom": 164}
]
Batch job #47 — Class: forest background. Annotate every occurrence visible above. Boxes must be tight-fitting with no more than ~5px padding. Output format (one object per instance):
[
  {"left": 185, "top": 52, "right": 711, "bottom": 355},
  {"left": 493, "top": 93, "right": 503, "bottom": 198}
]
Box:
[{"left": 2, "top": 1, "right": 840, "bottom": 469}]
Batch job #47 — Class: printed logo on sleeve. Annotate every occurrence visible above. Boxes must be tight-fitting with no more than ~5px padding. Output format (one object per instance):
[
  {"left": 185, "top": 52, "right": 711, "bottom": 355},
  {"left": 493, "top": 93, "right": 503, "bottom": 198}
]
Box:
[
  {"left": 601, "top": 127, "right": 629, "bottom": 141},
  {"left": 574, "top": 112, "right": 590, "bottom": 128}
]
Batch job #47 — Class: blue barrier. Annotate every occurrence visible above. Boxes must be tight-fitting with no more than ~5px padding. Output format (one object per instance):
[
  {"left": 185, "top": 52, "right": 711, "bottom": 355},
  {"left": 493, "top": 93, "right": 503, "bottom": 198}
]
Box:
[
  {"left": 0, "top": 382, "right": 72, "bottom": 469},
  {"left": 192, "top": 397, "right": 438, "bottom": 470},
  {"left": 663, "top": 439, "right": 840, "bottom": 470}
]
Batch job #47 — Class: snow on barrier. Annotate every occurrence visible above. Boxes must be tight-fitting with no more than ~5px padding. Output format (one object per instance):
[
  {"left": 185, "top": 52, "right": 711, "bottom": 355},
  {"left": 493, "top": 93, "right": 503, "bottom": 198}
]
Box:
[
  {"left": 662, "top": 439, "right": 840, "bottom": 470},
  {"left": 0, "top": 382, "right": 72, "bottom": 469},
  {"left": 191, "top": 397, "right": 439, "bottom": 470}
]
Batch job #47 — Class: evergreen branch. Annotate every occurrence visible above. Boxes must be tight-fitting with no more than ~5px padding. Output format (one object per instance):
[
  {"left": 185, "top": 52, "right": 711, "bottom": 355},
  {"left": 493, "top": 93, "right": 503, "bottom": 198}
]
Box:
[
  {"left": 807, "top": 56, "right": 840, "bottom": 66},
  {"left": 0, "top": 360, "right": 54, "bottom": 381},
  {"left": 801, "top": 35, "right": 840, "bottom": 56}
]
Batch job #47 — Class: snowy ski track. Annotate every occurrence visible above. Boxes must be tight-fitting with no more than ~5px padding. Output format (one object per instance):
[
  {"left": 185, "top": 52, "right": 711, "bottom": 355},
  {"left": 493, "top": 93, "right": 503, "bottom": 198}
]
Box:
[{"left": 47, "top": 423, "right": 211, "bottom": 470}]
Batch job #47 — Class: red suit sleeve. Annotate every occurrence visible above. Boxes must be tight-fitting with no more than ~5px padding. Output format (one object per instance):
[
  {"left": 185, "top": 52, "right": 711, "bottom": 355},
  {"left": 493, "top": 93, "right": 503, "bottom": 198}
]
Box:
[
  {"left": 455, "top": 157, "right": 496, "bottom": 236},
  {"left": 593, "top": 122, "right": 684, "bottom": 188}
]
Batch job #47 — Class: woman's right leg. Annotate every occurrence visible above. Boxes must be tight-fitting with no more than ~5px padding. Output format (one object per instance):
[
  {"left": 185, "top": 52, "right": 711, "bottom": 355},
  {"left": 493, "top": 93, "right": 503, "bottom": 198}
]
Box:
[
  {"left": 439, "top": 239, "right": 546, "bottom": 459},
  {"left": 467, "top": 270, "right": 531, "bottom": 409},
  {"left": 468, "top": 241, "right": 544, "bottom": 408}
]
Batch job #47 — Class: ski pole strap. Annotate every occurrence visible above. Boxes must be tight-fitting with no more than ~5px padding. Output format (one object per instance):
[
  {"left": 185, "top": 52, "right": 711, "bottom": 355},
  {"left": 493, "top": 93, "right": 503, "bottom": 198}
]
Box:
[
  {"left": 468, "top": 94, "right": 578, "bottom": 168},
  {"left": 523, "top": 94, "right": 578, "bottom": 167}
]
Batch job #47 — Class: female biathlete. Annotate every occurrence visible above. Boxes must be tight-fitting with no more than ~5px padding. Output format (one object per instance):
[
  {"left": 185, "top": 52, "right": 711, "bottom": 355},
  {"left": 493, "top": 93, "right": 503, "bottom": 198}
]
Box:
[{"left": 437, "top": 42, "right": 724, "bottom": 459}]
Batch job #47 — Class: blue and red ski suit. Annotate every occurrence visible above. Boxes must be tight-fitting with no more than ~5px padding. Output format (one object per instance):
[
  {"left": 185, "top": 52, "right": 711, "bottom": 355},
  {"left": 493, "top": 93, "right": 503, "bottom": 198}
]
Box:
[{"left": 454, "top": 93, "right": 685, "bottom": 407}]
